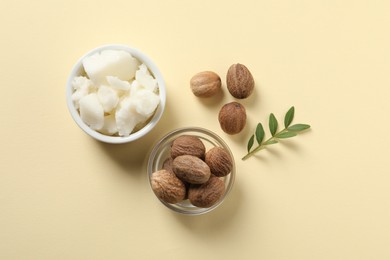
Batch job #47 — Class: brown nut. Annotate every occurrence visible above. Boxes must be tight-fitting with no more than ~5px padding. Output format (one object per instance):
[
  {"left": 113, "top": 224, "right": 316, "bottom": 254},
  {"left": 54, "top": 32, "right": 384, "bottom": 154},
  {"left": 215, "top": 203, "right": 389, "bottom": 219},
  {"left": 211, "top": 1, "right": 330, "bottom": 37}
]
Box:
[
  {"left": 190, "top": 71, "right": 222, "bottom": 97},
  {"left": 172, "top": 155, "right": 211, "bottom": 184},
  {"left": 218, "top": 102, "right": 246, "bottom": 135},
  {"left": 151, "top": 169, "right": 186, "bottom": 204},
  {"left": 226, "top": 63, "right": 254, "bottom": 99},
  {"left": 205, "top": 147, "right": 233, "bottom": 177},
  {"left": 164, "top": 158, "right": 191, "bottom": 199},
  {"left": 162, "top": 158, "right": 174, "bottom": 174},
  {"left": 171, "top": 135, "right": 206, "bottom": 159},
  {"left": 188, "top": 175, "right": 225, "bottom": 208}
]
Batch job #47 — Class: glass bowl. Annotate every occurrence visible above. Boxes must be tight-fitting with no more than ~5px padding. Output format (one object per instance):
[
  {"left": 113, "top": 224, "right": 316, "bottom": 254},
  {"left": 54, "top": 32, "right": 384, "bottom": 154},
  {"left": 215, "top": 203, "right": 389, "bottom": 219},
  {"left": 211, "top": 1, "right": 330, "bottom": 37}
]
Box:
[
  {"left": 66, "top": 44, "right": 166, "bottom": 144},
  {"left": 147, "top": 127, "right": 235, "bottom": 215}
]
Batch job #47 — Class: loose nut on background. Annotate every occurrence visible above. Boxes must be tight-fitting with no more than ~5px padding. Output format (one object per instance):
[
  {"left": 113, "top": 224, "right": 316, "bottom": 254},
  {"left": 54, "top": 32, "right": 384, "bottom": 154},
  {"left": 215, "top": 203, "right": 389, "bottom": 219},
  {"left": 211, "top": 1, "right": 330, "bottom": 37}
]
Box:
[
  {"left": 190, "top": 71, "right": 221, "bottom": 97},
  {"left": 188, "top": 175, "right": 225, "bottom": 208},
  {"left": 226, "top": 63, "right": 254, "bottom": 99},
  {"left": 205, "top": 147, "right": 233, "bottom": 177},
  {"left": 218, "top": 101, "right": 246, "bottom": 135},
  {"left": 172, "top": 155, "right": 211, "bottom": 184},
  {"left": 151, "top": 169, "right": 186, "bottom": 204},
  {"left": 171, "top": 135, "right": 206, "bottom": 159}
]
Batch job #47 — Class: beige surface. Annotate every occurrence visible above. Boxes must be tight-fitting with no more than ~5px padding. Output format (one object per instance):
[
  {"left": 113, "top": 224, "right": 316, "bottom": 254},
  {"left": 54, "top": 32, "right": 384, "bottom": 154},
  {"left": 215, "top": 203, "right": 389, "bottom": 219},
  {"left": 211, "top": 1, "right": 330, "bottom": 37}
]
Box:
[{"left": 1, "top": 0, "right": 390, "bottom": 259}]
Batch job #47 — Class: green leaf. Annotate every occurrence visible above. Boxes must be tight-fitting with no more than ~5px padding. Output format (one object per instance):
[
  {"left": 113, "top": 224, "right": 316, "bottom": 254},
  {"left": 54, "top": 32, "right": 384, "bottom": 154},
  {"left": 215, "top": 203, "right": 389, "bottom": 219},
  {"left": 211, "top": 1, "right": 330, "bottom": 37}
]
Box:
[
  {"left": 269, "top": 113, "right": 278, "bottom": 136},
  {"left": 264, "top": 139, "right": 278, "bottom": 145},
  {"left": 255, "top": 123, "right": 265, "bottom": 144},
  {"left": 284, "top": 106, "right": 295, "bottom": 128},
  {"left": 242, "top": 106, "right": 311, "bottom": 160},
  {"left": 276, "top": 131, "right": 297, "bottom": 139},
  {"left": 247, "top": 134, "right": 254, "bottom": 152},
  {"left": 288, "top": 124, "right": 311, "bottom": 132}
]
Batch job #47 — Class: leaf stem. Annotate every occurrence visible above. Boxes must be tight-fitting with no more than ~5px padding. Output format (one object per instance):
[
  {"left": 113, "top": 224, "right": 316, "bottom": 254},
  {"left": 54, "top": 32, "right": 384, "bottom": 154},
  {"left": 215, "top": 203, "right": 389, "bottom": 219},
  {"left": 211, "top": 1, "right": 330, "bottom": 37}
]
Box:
[{"left": 241, "top": 128, "right": 288, "bottom": 160}]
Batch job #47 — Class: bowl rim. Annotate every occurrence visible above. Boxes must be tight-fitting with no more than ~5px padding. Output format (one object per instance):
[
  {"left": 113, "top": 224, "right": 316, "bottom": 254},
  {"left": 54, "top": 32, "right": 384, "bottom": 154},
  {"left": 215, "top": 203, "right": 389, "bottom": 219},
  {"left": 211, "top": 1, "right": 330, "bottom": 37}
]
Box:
[
  {"left": 66, "top": 44, "right": 166, "bottom": 144},
  {"left": 147, "top": 126, "right": 236, "bottom": 215}
]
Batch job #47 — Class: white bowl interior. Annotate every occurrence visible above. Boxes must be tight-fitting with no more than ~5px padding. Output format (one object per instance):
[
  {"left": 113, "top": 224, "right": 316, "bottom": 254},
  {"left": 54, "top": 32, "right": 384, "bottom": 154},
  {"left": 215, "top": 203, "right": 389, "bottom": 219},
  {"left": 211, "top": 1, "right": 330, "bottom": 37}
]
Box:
[{"left": 66, "top": 44, "right": 166, "bottom": 144}]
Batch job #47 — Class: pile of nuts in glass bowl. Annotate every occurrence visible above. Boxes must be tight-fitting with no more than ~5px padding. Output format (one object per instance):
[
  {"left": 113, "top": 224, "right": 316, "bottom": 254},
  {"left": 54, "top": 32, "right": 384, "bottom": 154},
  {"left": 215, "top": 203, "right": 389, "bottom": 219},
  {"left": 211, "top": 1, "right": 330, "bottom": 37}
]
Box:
[{"left": 148, "top": 127, "right": 235, "bottom": 215}]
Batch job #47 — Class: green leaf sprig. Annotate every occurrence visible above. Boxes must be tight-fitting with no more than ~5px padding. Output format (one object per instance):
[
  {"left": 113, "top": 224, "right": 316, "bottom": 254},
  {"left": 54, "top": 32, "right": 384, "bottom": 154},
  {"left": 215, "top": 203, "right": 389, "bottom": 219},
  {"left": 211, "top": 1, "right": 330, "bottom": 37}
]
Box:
[{"left": 242, "top": 106, "right": 310, "bottom": 160}]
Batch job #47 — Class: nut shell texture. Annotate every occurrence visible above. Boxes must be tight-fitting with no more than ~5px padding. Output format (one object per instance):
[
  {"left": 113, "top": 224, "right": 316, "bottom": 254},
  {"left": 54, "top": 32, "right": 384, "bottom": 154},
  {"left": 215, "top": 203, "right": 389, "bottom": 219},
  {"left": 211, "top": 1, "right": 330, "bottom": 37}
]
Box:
[
  {"left": 171, "top": 135, "right": 206, "bottom": 159},
  {"left": 218, "top": 102, "right": 246, "bottom": 135},
  {"left": 162, "top": 158, "right": 174, "bottom": 174},
  {"left": 226, "top": 63, "right": 254, "bottom": 99},
  {"left": 190, "top": 71, "right": 222, "bottom": 97},
  {"left": 151, "top": 169, "right": 186, "bottom": 204},
  {"left": 205, "top": 147, "right": 233, "bottom": 177},
  {"left": 188, "top": 176, "right": 225, "bottom": 208},
  {"left": 172, "top": 155, "right": 211, "bottom": 184}
]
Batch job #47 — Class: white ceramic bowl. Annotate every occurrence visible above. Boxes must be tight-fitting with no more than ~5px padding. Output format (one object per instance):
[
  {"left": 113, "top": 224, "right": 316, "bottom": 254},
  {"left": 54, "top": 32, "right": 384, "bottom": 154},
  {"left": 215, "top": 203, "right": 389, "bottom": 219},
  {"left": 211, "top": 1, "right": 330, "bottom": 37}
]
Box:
[{"left": 66, "top": 44, "right": 166, "bottom": 144}]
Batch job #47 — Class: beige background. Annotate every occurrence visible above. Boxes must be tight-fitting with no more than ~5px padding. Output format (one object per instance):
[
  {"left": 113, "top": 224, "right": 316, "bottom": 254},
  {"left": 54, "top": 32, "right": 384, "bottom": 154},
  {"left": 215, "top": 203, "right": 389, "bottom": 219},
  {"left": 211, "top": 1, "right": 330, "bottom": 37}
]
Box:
[{"left": 1, "top": 0, "right": 389, "bottom": 259}]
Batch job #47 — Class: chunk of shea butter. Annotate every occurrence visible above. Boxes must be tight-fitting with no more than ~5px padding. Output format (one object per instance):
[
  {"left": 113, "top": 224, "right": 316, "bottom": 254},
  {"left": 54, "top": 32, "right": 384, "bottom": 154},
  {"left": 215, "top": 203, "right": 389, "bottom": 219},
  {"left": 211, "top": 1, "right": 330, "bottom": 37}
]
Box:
[
  {"left": 71, "top": 76, "right": 95, "bottom": 109},
  {"left": 100, "top": 114, "right": 118, "bottom": 135},
  {"left": 82, "top": 50, "right": 139, "bottom": 85},
  {"left": 115, "top": 97, "right": 145, "bottom": 136},
  {"left": 106, "top": 76, "right": 131, "bottom": 91},
  {"left": 133, "top": 89, "right": 160, "bottom": 117},
  {"left": 97, "top": 85, "right": 119, "bottom": 112},
  {"left": 130, "top": 80, "right": 141, "bottom": 97},
  {"left": 79, "top": 93, "right": 104, "bottom": 130},
  {"left": 135, "top": 64, "right": 158, "bottom": 92}
]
